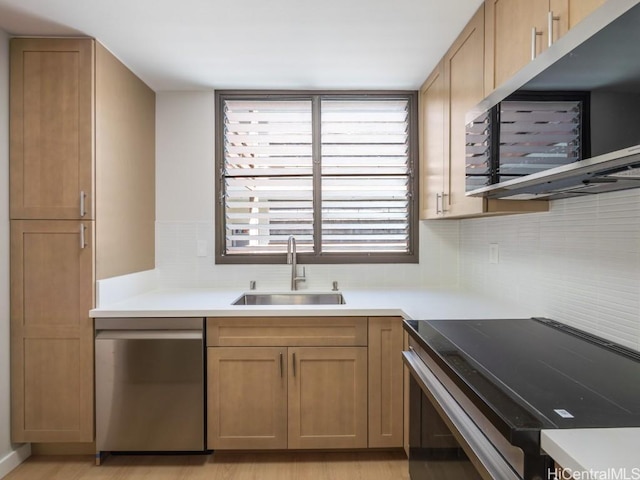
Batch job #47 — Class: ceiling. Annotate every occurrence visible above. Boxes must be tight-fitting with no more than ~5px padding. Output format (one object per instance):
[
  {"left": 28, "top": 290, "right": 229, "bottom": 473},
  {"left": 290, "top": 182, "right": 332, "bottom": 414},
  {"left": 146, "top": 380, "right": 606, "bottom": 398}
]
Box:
[{"left": 0, "top": 0, "right": 483, "bottom": 92}]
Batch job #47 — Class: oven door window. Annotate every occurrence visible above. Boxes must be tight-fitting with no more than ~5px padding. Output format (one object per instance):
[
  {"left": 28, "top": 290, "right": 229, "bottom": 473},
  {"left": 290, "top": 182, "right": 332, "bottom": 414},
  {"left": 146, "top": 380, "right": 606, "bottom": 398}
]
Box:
[{"left": 409, "top": 375, "right": 483, "bottom": 479}]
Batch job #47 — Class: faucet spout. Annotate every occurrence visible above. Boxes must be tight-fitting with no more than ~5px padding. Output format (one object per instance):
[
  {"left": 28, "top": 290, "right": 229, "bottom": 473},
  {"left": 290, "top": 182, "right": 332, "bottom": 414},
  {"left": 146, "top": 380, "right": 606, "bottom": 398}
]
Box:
[{"left": 287, "top": 235, "right": 306, "bottom": 291}]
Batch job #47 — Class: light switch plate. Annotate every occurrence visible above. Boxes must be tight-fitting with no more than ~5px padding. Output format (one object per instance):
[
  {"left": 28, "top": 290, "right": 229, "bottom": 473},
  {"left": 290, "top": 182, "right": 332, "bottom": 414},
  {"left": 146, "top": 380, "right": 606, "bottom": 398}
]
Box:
[{"left": 197, "top": 240, "right": 207, "bottom": 257}]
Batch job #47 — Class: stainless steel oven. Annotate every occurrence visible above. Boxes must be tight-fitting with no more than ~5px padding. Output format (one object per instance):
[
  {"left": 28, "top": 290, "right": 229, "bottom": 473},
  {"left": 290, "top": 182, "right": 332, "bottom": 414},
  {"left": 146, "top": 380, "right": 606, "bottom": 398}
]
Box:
[
  {"left": 404, "top": 344, "right": 528, "bottom": 480},
  {"left": 404, "top": 317, "right": 640, "bottom": 480}
]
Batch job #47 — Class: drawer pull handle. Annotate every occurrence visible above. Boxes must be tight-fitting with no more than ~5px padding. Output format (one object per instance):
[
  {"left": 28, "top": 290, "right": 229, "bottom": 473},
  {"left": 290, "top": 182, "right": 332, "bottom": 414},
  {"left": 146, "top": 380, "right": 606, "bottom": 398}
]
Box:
[
  {"left": 80, "top": 223, "right": 87, "bottom": 249},
  {"left": 80, "top": 191, "right": 87, "bottom": 217}
]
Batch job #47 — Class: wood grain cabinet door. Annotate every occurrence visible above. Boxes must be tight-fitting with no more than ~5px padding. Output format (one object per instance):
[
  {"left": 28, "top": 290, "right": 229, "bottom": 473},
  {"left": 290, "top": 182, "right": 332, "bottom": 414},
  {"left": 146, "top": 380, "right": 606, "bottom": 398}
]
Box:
[
  {"left": 288, "top": 347, "right": 368, "bottom": 449},
  {"left": 419, "top": 61, "right": 447, "bottom": 219},
  {"left": 444, "top": 5, "right": 487, "bottom": 217},
  {"left": 368, "top": 317, "right": 404, "bottom": 448},
  {"left": 207, "top": 347, "right": 287, "bottom": 449},
  {"left": 485, "top": 0, "right": 549, "bottom": 92},
  {"left": 10, "top": 38, "right": 94, "bottom": 220},
  {"left": 10, "top": 220, "right": 94, "bottom": 442},
  {"left": 564, "top": 0, "right": 606, "bottom": 29}
]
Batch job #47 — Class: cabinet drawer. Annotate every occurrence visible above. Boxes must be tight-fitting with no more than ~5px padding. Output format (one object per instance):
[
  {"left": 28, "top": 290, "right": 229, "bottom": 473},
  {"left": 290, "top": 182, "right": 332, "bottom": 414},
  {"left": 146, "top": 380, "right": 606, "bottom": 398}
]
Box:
[{"left": 206, "top": 317, "right": 368, "bottom": 347}]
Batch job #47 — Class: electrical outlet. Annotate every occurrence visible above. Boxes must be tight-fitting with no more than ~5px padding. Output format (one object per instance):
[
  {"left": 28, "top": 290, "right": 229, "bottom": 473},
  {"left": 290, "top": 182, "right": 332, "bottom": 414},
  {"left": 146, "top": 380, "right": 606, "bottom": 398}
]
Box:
[{"left": 489, "top": 243, "right": 499, "bottom": 264}]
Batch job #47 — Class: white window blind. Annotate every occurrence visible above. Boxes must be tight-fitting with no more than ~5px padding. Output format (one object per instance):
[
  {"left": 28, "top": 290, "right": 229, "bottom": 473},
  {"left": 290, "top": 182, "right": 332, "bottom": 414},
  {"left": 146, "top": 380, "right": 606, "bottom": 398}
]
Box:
[
  {"left": 321, "top": 99, "right": 411, "bottom": 253},
  {"left": 218, "top": 93, "right": 417, "bottom": 263},
  {"left": 223, "top": 99, "right": 314, "bottom": 254}
]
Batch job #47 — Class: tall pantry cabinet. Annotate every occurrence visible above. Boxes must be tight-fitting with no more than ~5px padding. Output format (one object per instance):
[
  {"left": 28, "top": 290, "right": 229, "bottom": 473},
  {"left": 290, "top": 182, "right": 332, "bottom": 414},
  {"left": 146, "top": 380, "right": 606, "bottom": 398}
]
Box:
[{"left": 10, "top": 38, "right": 155, "bottom": 443}]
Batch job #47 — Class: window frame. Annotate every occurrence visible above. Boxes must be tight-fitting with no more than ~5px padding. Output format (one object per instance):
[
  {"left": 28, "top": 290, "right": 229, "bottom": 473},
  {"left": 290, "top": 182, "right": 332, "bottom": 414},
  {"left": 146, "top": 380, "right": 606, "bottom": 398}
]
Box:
[{"left": 215, "top": 90, "right": 419, "bottom": 265}]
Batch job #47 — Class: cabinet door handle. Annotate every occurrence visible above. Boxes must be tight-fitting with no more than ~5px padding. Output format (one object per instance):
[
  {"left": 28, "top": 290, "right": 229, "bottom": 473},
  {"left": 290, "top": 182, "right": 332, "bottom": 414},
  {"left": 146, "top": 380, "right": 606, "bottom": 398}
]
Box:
[
  {"left": 436, "top": 192, "right": 442, "bottom": 215},
  {"left": 441, "top": 193, "right": 448, "bottom": 213},
  {"left": 279, "top": 352, "right": 284, "bottom": 378},
  {"left": 531, "top": 27, "right": 543, "bottom": 60},
  {"left": 292, "top": 352, "right": 296, "bottom": 377},
  {"left": 80, "top": 223, "right": 87, "bottom": 249},
  {"left": 548, "top": 11, "right": 560, "bottom": 47},
  {"left": 80, "top": 191, "right": 86, "bottom": 217}
]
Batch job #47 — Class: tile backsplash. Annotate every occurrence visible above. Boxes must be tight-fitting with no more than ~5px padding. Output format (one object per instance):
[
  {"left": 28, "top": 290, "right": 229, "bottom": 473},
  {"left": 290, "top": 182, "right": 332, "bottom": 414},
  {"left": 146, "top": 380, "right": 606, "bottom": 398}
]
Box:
[
  {"left": 459, "top": 189, "right": 640, "bottom": 350},
  {"left": 155, "top": 220, "right": 460, "bottom": 291}
]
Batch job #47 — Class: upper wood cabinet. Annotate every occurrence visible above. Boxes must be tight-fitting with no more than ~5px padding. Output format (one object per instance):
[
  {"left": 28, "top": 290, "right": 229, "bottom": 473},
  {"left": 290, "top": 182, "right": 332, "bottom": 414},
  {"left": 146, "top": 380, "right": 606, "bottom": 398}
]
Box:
[
  {"left": 419, "top": 5, "right": 548, "bottom": 219},
  {"left": 9, "top": 38, "right": 155, "bottom": 279},
  {"left": 419, "top": 61, "right": 446, "bottom": 219},
  {"left": 566, "top": 0, "right": 607, "bottom": 28},
  {"left": 419, "top": 8, "right": 485, "bottom": 219},
  {"left": 10, "top": 39, "right": 94, "bottom": 220},
  {"left": 444, "top": 6, "right": 488, "bottom": 217},
  {"left": 485, "top": 0, "right": 607, "bottom": 94},
  {"left": 94, "top": 43, "right": 155, "bottom": 280}
]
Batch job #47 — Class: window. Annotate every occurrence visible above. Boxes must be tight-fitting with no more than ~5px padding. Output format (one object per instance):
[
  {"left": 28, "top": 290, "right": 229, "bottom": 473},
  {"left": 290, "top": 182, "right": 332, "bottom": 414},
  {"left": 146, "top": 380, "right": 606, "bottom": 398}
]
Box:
[
  {"left": 215, "top": 91, "right": 418, "bottom": 264},
  {"left": 465, "top": 92, "right": 589, "bottom": 192}
]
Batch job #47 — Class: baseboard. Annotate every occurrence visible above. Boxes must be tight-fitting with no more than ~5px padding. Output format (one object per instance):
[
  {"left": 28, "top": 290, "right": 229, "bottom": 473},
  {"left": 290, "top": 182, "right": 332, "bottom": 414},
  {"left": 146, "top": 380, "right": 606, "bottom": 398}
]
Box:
[
  {"left": 0, "top": 443, "right": 31, "bottom": 479},
  {"left": 31, "top": 442, "right": 95, "bottom": 455}
]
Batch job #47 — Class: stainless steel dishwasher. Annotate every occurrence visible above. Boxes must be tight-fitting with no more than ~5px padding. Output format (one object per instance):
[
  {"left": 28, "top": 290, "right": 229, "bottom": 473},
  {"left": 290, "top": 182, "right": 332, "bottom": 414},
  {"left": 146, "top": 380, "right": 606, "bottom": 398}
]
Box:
[{"left": 95, "top": 317, "right": 205, "bottom": 456}]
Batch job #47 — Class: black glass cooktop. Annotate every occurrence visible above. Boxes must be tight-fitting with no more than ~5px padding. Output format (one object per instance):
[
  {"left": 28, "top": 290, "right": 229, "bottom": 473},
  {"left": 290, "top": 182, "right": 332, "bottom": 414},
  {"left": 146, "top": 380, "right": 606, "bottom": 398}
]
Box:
[{"left": 405, "top": 318, "right": 640, "bottom": 433}]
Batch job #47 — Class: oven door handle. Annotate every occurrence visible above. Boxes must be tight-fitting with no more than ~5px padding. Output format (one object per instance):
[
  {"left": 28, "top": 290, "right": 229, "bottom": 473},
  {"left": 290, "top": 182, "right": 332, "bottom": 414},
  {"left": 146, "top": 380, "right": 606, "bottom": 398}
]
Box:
[{"left": 403, "top": 350, "right": 522, "bottom": 480}]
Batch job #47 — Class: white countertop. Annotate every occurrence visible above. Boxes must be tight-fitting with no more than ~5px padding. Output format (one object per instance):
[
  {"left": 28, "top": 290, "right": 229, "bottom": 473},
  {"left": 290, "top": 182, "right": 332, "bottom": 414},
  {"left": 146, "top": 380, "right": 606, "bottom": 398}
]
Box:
[
  {"left": 542, "top": 428, "right": 640, "bottom": 478},
  {"left": 89, "top": 287, "right": 532, "bottom": 320},
  {"left": 90, "top": 282, "right": 640, "bottom": 473}
]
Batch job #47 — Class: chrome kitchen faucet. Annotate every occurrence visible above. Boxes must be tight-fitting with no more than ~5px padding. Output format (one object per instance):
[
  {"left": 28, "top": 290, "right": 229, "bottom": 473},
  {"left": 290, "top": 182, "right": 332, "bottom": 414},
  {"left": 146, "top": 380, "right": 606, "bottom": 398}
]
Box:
[{"left": 287, "top": 235, "right": 306, "bottom": 291}]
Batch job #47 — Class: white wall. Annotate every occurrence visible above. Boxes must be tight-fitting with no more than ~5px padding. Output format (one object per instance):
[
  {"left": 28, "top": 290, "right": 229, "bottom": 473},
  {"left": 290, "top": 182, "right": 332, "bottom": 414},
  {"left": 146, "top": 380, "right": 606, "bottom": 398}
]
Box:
[
  {"left": 155, "top": 91, "right": 459, "bottom": 290},
  {"left": 155, "top": 91, "right": 640, "bottom": 348},
  {"left": 459, "top": 190, "right": 640, "bottom": 350},
  {"left": 0, "top": 28, "right": 31, "bottom": 479}
]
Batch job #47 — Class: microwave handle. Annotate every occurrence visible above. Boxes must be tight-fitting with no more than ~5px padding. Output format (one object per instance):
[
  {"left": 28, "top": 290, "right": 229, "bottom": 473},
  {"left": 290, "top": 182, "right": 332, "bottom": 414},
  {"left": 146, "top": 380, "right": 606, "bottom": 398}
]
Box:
[
  {"left": 548, "top": 11, "right": 560, "bottom": 47},
  {"left": 531, "top": 27, "right": 543, "bottom": 60}
]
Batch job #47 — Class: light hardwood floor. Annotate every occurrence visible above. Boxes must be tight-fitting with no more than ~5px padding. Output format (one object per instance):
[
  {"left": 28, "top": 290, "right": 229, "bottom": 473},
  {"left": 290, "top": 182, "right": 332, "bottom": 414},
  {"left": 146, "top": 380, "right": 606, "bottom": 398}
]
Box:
[{"left": 4, "top": 451, "right": 409, "bottom": 480}]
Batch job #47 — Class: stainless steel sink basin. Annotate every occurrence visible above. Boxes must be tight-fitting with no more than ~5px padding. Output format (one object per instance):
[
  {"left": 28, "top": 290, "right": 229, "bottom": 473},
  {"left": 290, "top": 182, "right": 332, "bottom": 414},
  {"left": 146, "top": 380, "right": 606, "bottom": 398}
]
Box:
[{"left": 232, "top": 293, "right": 345, "bottom": 306}]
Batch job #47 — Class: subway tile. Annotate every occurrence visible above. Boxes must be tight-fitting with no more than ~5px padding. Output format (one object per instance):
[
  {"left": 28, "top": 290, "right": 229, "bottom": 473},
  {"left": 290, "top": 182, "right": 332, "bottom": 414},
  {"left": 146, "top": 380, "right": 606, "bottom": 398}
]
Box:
[{"left": 460, "top": 189, "right": 640, "bottom": 349}]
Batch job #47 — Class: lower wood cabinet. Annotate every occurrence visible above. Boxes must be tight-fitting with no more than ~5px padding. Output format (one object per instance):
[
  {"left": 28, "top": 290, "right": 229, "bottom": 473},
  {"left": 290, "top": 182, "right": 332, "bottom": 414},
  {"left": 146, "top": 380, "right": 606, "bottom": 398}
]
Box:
[
  {"left": 206, "top": 316, "right": 404, "bottom": 451},
  {"left": 288, "top": 346, "right": 368, "bottom": 449},
  {"left": 368, "top": 317, "right": 404, "bottom": 448},
  {"left": 207, "top": 347, "right": 287, "bottom": 449},
  {"left": 10, "top": 220, "right": 94, "bottom": 442},
  {"left": 208, "top": 346, "right": 368, "bottom": 450}
]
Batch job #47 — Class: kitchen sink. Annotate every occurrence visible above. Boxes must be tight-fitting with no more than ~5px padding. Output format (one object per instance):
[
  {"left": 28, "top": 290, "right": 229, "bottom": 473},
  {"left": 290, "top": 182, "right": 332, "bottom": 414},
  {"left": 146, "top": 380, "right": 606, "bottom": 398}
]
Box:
[{"left": 232, "top": 293, "right": 346, "bottom": 306}]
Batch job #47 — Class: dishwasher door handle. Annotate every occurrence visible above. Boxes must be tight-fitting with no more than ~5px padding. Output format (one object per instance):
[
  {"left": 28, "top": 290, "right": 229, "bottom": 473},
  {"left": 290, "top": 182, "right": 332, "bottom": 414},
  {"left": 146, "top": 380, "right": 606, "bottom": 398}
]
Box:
[{"left": 95, "top": 330, "right": 203, "bottom": 341}]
